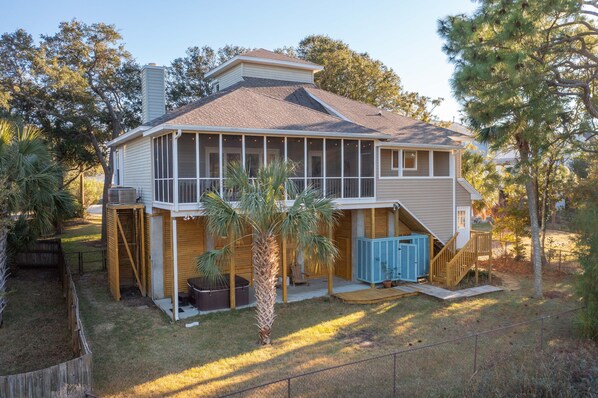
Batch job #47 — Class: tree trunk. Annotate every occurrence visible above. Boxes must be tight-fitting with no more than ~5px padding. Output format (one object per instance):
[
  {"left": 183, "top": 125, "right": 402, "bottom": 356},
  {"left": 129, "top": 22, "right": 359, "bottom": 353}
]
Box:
[
  {"left": 0, "top": 226, "right": 8, "bottom": 326},
  {"left": 524, "top": 178, "right": 543, "bottom": 298},
  {"left": 252, "top": 232, "right": 279, "bottom": 345},
  {"left": 101, "top": 171, "right": 112, "bottom": 245}
]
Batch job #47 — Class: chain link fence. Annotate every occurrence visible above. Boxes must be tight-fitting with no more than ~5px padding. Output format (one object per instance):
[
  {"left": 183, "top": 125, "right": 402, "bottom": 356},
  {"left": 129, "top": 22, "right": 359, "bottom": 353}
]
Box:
[
  {"left": 64, "top": 249, "right": 107, "bottom": 274},
  {"left": 220, "top": 308, "right": 582, "bottom": 398}
]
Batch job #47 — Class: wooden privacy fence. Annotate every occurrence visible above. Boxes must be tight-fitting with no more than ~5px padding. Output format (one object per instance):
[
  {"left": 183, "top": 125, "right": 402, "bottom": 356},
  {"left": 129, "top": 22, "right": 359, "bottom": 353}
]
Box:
[
  {"left": 13, "top": 239, "right": 61, "bottom": 268},
  {"left": 0, "top": 240, "right": 93, "bottom": 397}
]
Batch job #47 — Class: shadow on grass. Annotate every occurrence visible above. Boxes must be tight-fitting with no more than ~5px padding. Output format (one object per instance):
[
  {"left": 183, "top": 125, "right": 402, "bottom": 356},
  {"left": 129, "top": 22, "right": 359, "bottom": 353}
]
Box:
[{"left": 75, "top": 268, "right": 581, "bottom": 398}]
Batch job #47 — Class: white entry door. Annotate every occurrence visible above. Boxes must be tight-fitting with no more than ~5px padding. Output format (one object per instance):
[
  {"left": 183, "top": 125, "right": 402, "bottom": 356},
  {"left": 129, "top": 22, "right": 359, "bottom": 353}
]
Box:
[{"left": 456, "top": 206, "right": 471, "bottom": 249}]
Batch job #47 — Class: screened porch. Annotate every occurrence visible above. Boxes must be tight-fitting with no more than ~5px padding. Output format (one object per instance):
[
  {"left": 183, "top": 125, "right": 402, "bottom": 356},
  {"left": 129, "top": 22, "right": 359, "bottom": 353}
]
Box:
[{"left": 152, "top": 132, "right": 376, "bottom": 205}]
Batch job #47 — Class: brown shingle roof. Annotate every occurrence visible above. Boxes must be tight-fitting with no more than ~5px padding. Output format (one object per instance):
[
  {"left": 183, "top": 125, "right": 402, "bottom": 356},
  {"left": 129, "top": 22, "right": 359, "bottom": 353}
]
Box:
[
  {"left": 304, "top": 87, "right": 466, "bottom": 146},
  {"left": 241, "top": 49, "right": 320, "bottom": 67},
  {"left": 148, "top": 86, "right": 378, "bottom": 135}
]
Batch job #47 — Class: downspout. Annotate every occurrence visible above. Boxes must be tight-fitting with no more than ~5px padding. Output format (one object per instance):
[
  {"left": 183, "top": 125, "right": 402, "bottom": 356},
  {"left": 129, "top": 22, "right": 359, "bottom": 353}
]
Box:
[{"left": 173, "top": 129, "right": 182, "bottom": 212}]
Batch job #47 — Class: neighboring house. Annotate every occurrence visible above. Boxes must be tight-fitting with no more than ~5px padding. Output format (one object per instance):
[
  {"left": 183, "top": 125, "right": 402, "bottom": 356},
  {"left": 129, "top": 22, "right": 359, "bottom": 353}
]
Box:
[{"left": 108, "top": 49, "right": 482, "bottom": 318}]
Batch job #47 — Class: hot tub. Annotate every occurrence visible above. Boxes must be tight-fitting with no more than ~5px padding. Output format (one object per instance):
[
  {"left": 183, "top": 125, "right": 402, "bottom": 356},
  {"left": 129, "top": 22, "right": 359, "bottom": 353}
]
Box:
[{"left": 187, "top": 275, "right": 250, "bottom": 311}]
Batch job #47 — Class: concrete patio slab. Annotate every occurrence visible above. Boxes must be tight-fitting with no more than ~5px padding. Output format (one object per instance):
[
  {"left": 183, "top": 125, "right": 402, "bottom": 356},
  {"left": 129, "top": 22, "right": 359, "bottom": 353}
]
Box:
[{"left": 404, "top": 283, "right": 503, "bottom": 301}]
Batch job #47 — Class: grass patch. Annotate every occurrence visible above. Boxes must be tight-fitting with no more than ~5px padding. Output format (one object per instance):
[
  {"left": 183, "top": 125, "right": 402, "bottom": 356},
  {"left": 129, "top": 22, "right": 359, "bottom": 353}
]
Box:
[
  {"left": 63, "top": 218, "right": 591, "bottom": 397},
  {"left": 61, "top": 217, "right": 104, "bottom": 272},
  {"left": 0, "top": 269, "right": 74, "bottom": 375}
]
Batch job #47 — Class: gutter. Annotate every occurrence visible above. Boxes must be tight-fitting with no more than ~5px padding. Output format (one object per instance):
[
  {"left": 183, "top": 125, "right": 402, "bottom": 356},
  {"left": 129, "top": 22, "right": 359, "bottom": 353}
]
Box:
[
  {"left": 378, "top": 142, "right": 464, "bottom": 150},
  {"left": 141, "top": 124, "right": 391, "bottom": 140},
  {"left": 107, "top": 126, "right": 150, "bottom": 147}
]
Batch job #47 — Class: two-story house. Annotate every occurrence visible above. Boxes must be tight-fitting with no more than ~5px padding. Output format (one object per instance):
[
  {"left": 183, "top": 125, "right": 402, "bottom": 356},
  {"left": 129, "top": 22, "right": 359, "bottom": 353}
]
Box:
[{"left": 107, "top": 49, "right": 481, "bottom": 319}]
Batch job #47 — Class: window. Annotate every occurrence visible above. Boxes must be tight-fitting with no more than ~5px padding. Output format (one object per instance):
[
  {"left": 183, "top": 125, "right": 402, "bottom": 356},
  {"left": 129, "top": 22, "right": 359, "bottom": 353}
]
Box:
[
  {"left": 457, "top": 210, "right": 466, "bottom": 229},
  {"left": 403, "top": 150, "right": 417, "bottom": 170},
  {"left": 391, "top": 150, "right": 399, "bottom": 170}
]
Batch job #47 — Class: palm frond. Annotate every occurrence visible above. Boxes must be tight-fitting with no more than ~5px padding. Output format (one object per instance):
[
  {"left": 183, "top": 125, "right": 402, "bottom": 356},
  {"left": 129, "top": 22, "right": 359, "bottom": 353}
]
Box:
[
  {"left": 201, "top": 190, "right": 244, "bottom": 240},
  {"left": 195, "top": 247, "right": 230, "bottom": 286},
  {"left": 299, "top": 234, "right": 339, "bottom": 274}
]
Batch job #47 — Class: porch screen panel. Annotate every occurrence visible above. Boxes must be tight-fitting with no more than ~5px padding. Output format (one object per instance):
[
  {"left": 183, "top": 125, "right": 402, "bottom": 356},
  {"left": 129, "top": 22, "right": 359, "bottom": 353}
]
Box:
[
  {"left": 326, "top": 139, "right": 341, "bottom": 197},
  {"left": 244, "top": 135, "right": 263, "bottom": 178},
  {"left": 287, "top": 137, "right": 305, "bottom": 194},
  {"left": 266, "top": 137, "right": 284, "bottom": 165},
  {"left": 198, "top": 133, "right": 220, "bottom": 195},
  {"left": 178, "top": 133, "right": 197, "bottom": 203},
  {"left": 153, "top": 134, "right": 173, "bottom": 202},
  {"left": 361, "top": 140, "right": 374, "bottom": 197},
  {"left": 307, "top": 138, "right": 323, "bottom": 195},
  {"left": 222, "top": 135, "right": 242, "bottom": 200},
  {"left": 344, "top": 140, "right": 359, "bottom": 198}
]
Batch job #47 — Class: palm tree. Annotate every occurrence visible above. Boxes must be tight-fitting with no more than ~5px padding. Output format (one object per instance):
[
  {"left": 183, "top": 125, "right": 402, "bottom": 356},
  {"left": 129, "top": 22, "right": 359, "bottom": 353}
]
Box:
[
  {"left": 461, "top": 148, "right": 501, "bottom": 219},
  {"left": 197, "top": 161, "right": 339, "bottom": 345},
  {"left": 0, "top": 120, "right": 72, "bottom": 324}
]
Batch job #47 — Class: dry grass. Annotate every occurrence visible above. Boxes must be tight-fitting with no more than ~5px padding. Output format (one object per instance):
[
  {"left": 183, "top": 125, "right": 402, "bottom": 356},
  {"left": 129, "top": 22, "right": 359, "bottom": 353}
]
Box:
[
  {"left": 0, "top": 268, "right": 74, "bottom": 375},
  {"left": 66, "top": 218, "right": 591, "bottom": 397}
]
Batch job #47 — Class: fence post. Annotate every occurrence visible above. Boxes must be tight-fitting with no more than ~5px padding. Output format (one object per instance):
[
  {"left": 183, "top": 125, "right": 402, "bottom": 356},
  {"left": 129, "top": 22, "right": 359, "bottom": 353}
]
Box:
[
  {"left": 287, "top": 377, "right": 291, "bottom": 398},
  {"left": 102, "top": 249, "right": 107, "bottom": 271},
  {"left": 473, "top": 334, "right": 479, "bottom": 375},
  {"left": 78, "top": 252, "right": 83, "bottom": 275},
  {"left": 558, "top": 251, "right": 562, "bottom": 272},
  {"left": 393, "top": 353, "right": 397, "bottom": 397}
]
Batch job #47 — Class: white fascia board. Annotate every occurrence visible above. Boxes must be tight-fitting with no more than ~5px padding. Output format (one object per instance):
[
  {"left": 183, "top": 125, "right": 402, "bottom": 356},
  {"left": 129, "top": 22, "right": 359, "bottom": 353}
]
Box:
[
  {"left": 458, "top": 178, "right": 483, "bottom": 200},
  {"left": 449, "top": 135, "right": 474, "bottom": 142},
  {"left": 107, "top": 126, "right": 150, "bottom": 147},
  {"left": 206, "top": 56, "right": 323, "bottom": 78},
  {"left": 378, "top": 142, "right": 464, "bottom": 150},
  {"left": 305, "top": 91, "right": 352, "bottom": 122},
  {"left": 142, "top": 124, "right": 391, "bottom": 140}
]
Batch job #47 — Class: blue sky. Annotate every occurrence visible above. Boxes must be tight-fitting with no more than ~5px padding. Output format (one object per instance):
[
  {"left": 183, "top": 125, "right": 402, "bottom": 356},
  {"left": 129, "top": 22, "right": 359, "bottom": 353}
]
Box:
[{"left": 2, "top": 0, "right": 477, "bottom": 121}]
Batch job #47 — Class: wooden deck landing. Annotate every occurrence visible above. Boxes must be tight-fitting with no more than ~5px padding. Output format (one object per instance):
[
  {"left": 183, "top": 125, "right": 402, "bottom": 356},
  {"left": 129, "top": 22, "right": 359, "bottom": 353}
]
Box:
[{"left": 334, "top": 286, "right": 418, "bottom": 304}]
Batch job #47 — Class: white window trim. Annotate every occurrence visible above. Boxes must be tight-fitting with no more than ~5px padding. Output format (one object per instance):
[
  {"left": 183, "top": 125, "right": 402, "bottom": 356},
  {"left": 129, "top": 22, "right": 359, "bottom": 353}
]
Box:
[
  {"left": 402, "top": 150, "right": 417, "bottom": 171},
  {"left": 391, "top": 150, "right": 400, "bottom": 170}
]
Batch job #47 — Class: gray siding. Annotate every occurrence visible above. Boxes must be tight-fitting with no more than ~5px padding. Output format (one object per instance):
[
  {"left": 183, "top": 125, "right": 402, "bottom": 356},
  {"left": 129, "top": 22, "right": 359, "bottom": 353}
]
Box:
[
  {"left": 243, "top": 63, "right": 314, "bottom": 83},
  {"left": 122, "top": 137, "right": 153, "bottom": 209},
  {"left": 376, "top": 179, "right": 454, "bottom": 242},
  {"left": 456, "top": 182, "right": 471, "bottom": 207},
  {"left": 141, "top": 66, "right": 165, "bottom": 123},
  {"left": 218, "top": 64, "right": 244, "bottom": 90}
]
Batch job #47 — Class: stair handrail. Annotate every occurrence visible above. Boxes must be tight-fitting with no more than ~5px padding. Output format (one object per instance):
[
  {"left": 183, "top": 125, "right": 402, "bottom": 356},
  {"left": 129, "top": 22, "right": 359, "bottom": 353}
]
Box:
[
  {"left": 446, "top": 234, "right": 477, "bottom": 287},
  {"left": 430, "top": 233, "right": 458, "bottom": 282}
]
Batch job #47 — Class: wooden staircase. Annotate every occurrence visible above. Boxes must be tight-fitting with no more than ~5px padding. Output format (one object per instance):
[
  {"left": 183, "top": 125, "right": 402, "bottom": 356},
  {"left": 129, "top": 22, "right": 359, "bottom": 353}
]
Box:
[{"left": 430, "top": 231, "right": 492, "bottom": 288}]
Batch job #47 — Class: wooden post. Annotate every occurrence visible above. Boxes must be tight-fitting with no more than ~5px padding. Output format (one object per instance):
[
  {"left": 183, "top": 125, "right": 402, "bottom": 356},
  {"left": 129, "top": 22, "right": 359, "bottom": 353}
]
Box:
[
  {"left": 172, "top": 218, "right": 179, "bottom": 321},
  {"left": 282, "top": 238, "right": 288, "bottom": 303},
  {"left": 139, "top": 209, "right": 146, "bottom": 297},
  {"left": 428, "top": 233, "right": 434, "bottom": 282},
  {"left": 488, "top": 232, "right": 493, "bottom": 283},
  {"left": 370, "top": 208, "right": 376, "bottom": 238},
  {"left": 474, "top": 232, "right": 479, "bottom": 286},
  {"left": 327, "top": 224, "right": 334, "bottom": 295},
  {"left": 229, "top": 234, "right": 236, "bottom": 310},
  {"left": 112, "top": 208, "right": 120, "bottom": 300},
  {"left": 394, "top": 209, "right": 400, "bottom": 237}
]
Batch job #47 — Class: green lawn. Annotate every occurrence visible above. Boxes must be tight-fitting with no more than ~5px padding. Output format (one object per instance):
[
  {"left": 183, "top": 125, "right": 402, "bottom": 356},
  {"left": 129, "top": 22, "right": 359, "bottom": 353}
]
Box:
[
  {"left": 61, "top": 217, "right": 105, "bottom": 272},
  {"left": 65, "top": 220, "right": 591, "bottom": 397}
]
